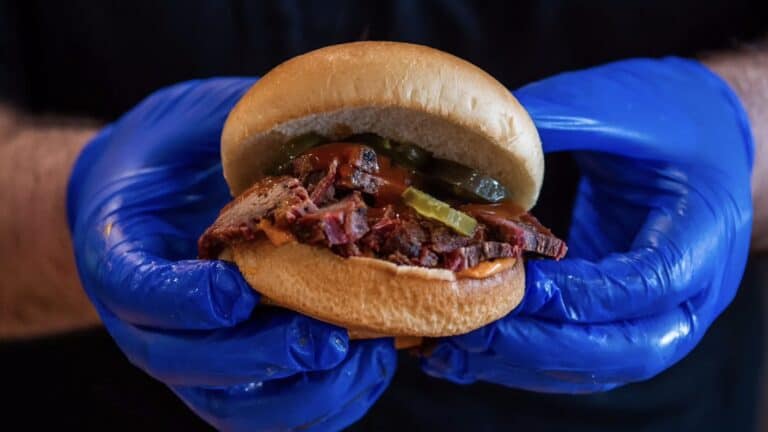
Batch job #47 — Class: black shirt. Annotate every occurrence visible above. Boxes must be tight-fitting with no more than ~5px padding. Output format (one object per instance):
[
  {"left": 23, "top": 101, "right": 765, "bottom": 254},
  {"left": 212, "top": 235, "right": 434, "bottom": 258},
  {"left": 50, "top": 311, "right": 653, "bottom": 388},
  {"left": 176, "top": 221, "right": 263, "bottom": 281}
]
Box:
[{"left": 2, "top": 1, "right": 765, "bottom": 430}]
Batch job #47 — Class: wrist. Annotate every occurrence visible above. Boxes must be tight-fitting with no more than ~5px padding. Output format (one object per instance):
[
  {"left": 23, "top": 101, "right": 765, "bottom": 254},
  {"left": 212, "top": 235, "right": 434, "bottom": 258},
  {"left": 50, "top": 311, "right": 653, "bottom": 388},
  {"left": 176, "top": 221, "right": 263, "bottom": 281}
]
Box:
[
  {"left": 701, "top": 39, "right": 768, "bottom": 252},
  {"left": 0, "top": 107, "right": 102, "bottom": 338}
]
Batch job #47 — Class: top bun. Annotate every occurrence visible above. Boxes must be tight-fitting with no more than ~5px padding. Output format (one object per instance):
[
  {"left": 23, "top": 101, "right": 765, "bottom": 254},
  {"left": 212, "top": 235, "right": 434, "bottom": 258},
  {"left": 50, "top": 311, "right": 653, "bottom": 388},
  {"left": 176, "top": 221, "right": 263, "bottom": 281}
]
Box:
[{"left": 221, "top": 41, "right": 543, "bottom": 210}]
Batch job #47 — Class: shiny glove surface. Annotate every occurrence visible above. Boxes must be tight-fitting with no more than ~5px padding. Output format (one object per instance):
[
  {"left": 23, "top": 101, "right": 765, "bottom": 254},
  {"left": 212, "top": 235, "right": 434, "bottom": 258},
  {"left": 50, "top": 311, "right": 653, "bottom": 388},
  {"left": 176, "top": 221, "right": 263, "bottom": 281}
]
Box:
[
  {"left": 422, "top": 58, "right": 754, "bottom": 393},
  {"left": 67, "top": 78, "right": 396, "bottom": 431}
]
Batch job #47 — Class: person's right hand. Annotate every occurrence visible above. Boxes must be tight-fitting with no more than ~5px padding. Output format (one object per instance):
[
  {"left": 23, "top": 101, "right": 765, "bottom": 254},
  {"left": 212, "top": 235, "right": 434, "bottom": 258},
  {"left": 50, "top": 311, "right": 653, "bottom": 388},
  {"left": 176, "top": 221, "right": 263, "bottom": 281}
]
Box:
[
  {"left": 67, "top": 78, "right": 397, "bottom": 431},
  {"left": 421, "top": 58, "right": 754, "bottom": 393}
]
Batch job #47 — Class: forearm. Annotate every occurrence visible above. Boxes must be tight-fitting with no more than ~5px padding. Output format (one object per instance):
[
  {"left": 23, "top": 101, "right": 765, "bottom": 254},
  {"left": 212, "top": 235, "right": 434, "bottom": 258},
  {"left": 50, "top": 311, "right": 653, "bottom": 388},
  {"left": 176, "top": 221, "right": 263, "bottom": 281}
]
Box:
[
  {"left": 701, "top": 39, "right": 768, "bottom": 252},
  {"left": 0, "top": 105, "right": 101, "bottom": 338}
]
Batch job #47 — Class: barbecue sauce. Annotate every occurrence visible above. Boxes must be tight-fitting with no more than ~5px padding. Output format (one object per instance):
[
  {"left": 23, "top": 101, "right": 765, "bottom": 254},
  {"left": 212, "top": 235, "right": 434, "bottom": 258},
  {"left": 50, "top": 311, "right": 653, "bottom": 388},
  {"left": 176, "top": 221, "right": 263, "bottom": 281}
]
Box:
[
  {"left": 374, "top": 156, "right": 417, "bottom": 206},
  {"left": 299, "top": 142, "right": 417, "bottom": 206},
  {"left": 459, "top": 201, "right": 526, "bottom": 220}
]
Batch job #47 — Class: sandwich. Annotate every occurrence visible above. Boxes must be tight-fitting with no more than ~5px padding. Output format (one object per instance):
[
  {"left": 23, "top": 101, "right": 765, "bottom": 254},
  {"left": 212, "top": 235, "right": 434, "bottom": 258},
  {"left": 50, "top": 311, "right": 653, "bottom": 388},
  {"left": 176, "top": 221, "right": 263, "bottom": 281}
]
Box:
[{"left": 198, "top": 41, "right": 566, "bottom": 348}]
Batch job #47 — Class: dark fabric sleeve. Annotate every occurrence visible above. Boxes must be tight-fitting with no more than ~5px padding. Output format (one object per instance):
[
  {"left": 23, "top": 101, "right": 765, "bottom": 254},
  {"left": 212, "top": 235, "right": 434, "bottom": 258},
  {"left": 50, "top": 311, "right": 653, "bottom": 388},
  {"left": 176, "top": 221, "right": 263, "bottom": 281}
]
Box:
[
  {"left": 0, "top": 1, "right": 27, "bottom": 105},
  {"left": 2, "top": 0, "right": 767, "bottom": 119}
]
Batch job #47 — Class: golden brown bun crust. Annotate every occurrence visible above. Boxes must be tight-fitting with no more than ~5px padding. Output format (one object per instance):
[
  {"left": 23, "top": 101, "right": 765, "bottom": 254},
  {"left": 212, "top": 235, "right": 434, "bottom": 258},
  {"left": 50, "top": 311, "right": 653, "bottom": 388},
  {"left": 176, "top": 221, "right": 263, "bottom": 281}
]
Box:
[
  {"left": 222, "top": 41, "right": 543, "bottom": 211},
  {"left": 229, "top": 240, "right": 525, "bottom": 337}
]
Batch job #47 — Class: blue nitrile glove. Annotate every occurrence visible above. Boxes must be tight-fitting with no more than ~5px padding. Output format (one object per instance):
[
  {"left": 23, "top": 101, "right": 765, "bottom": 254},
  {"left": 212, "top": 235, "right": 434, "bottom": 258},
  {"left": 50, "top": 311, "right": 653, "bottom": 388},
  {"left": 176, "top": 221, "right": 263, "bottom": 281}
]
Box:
[
  {"left": 67, "top": 78, "right": 396, "bottom": 431},
  {"left": 422, "top": 58, "right": 754, "bottom": 393}
]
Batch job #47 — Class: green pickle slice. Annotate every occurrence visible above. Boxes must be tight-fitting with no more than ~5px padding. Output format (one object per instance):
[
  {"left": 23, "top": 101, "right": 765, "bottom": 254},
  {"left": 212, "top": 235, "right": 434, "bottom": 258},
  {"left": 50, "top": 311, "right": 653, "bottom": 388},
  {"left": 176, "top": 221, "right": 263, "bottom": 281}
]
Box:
[
  {"left": 425, "top": 158, "right": 509, "bottom": 203},
  {"left": 391, "top": 141, "right": 432, "bottom": 169},
  {"left": 345, "top": 133, "right": 392, "bottom": 151},
  {"left": 271, "top": 132, "right": 327, "bottom": 173},
  {"left": 283, "top": 132, "right": 326, "bottom": 157},
  {"left": 401, "top": 187, "right": 478, "bottom": 236}
]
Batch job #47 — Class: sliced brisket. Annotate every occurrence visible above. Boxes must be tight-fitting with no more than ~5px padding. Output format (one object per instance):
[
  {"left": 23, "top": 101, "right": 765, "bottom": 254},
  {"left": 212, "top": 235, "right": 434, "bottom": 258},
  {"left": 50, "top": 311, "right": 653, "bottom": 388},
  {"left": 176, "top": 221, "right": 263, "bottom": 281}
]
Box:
[
  {"left": 292, "top": 144, "right": 383, "bottom": 200},
  {"left": 386, "top": 248, "right": 438, "bottom": 268},
  {"left": 199, "top": 143, "right": 567, "bottom": 269},
  {"left": 293, "top": 192, "right": 369, "bottom": 246},
  {"left": 472, "top": 212, "right": 567, "bottom": 259},
  {"left": 292, "top": 144, "right": 378, "bottom": 177},
  {"left": 443, "top": 241, "right": 515, "bottom": 271},
  {"left": 198, "top": 176, "right": 315, "bottom": 259},
  {"left": 379, "top": 216, "right": 428, "bottom": 259},
  {"left": 307, "top": 158, "right": 338, "bottom": 205},
  {"left": 427, "top": 220, "right": 484, "bottom": 253},
  {"left": 335, "top": 164, "right": 382, "bottom": 194},
  {"left": 358, "top": 206, "right": 399, "bottom": 253},
  {"left": 416, "top": 247, "right": 440, "bottom": 267}
]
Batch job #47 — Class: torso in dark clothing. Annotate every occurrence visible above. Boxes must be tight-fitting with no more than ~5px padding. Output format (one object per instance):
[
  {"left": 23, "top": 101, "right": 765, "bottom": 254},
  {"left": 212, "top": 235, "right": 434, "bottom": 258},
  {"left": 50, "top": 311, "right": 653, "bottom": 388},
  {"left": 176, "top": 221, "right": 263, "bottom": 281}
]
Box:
[{"left": 1, "top": 1, "right": 765, "bottom": 430}]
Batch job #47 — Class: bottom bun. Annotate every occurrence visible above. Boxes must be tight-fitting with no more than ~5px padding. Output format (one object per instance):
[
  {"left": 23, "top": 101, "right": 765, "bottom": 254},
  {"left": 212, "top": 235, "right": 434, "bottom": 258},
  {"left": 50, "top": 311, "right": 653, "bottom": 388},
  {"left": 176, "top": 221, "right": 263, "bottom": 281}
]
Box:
[
  {"left": 229, "top": 240, "right": 525, "bottom": 337},
  {"left": 259, "top": 301, "right": 424, "bottom": 349}
]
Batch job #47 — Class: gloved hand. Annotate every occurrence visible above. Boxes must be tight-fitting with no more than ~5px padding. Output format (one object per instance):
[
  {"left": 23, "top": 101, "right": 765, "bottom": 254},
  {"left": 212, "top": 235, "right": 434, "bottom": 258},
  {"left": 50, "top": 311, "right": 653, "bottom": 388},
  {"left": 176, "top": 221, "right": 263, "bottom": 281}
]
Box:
[
  {"left": 67, "top": 78, "right": 396, "bottom": 431},
  {"left": 422, "top": 58, "right": 754, "bottom": 393}
]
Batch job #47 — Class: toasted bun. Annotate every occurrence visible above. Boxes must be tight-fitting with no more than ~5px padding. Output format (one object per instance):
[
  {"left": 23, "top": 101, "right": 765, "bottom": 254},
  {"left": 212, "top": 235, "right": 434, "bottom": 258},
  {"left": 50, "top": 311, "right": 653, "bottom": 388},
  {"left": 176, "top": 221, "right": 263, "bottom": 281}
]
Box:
[
  {"left": 228, "top": 240, "right": 525, "bottom": 337},
  {"left": 218, "top": 42, "right": 539, "bottom": 339},
  {"left": 222, "top": 41, "right": 543, "bottom": 211}
]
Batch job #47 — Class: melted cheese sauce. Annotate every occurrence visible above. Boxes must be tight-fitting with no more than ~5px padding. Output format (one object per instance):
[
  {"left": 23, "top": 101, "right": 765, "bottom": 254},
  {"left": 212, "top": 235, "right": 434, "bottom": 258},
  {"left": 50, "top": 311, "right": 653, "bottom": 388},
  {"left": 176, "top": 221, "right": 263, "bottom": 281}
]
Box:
[
  {"left": 456, "top": 257, "right": 517, "bottom": 279},
  {"left": 258, "top": 219, "right": 296, "bottom": 246}
]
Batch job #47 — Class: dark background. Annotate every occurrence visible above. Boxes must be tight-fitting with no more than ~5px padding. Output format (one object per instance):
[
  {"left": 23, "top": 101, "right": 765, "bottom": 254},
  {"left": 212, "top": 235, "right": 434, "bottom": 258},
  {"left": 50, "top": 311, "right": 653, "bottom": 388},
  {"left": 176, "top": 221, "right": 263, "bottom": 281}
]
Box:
[
  {"left": 1, "top": 1, "right": 766, "bottom": 430},
  {"left": 3, "top": 0, "right": 768, "bottom": 119}
]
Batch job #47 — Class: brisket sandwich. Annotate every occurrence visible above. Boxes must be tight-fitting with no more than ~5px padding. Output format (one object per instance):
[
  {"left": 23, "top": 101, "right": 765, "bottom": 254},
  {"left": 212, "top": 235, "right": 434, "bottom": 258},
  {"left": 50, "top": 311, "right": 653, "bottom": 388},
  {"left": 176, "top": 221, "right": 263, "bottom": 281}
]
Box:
[{"left": 198, "top": 41, "right": 566, "bottom": 348}]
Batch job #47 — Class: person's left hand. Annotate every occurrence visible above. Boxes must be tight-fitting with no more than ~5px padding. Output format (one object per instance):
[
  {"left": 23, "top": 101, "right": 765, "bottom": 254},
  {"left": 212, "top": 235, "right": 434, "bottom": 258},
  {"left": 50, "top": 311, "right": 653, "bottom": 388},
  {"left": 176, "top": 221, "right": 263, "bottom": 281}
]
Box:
[
  {"left": 67, "top": 78, "right": 397, "bottom": 431},
  {"left": 421, "top": 58, "right": 754, "bottom": 393}
]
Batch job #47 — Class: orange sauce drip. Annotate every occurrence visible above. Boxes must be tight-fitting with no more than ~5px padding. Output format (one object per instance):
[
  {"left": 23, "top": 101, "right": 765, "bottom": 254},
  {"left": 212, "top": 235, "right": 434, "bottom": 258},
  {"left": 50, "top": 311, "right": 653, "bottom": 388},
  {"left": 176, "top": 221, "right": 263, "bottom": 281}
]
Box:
[
  {"left": 456, "top": 258, "right": 517, "bottom": 279},
  {"left": 257, "top": 219, "right": 296, "bottom": 246}
]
